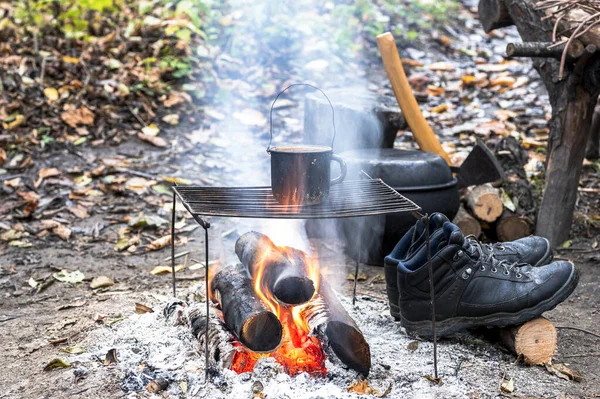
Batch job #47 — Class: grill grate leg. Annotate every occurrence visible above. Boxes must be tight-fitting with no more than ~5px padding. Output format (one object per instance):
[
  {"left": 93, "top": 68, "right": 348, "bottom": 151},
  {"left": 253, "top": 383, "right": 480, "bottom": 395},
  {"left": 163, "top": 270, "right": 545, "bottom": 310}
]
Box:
[
  {"left": 352, "top": 222, "right": 362, "bottom": 305},
  {"left": 171, "top": 189, "right": 177, "bottom": 297},
  {"left": 423, "top": 214, "right": 438, "bottom": 380}
]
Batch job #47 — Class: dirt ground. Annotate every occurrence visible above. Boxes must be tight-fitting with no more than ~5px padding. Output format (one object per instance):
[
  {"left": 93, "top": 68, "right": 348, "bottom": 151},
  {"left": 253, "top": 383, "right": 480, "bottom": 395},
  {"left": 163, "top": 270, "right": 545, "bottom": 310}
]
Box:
[{"left": 1, "top": 136, "right": 599, "bottom": 398}]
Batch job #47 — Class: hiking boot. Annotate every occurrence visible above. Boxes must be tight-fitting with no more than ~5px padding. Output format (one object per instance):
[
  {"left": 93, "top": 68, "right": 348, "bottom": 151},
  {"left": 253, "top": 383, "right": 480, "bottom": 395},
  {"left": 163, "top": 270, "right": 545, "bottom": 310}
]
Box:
[
  {"left": 384, "top": 214, "right": 554, "bottom": 320},
  {"left": 384, "top": 213, "right": 447, "bottom": 320},
  {"left": 393, "top": 222, "right": 578, "bottom": 337}
]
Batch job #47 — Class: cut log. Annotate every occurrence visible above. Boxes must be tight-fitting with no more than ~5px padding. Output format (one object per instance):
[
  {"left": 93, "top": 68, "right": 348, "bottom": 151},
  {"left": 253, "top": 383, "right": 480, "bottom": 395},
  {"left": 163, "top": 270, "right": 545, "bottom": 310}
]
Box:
[
  {"left": 465, "top": 183, "right": 503, "bottom": 222},
  {"left": 301, "top": 278, "right": 371, "bottom": 377},
  {"left": 164, "top": 301, "right": 239, "bottom": 369},
  {"left": 303, "top": 88, "right": 405, "bottom": 154},
  {"left": 506, "top": 41, "right": 585, "bottom": 60},
  {"left": 235, "top": 231, "right": 315, "bottom": 305},
  {"left": 499, "top": 317, "right": 557, "bottom": 365},
  {"left": 496, "top": 210, "right": 532, "bottom": 241},
  {"left": 210, "top": 263, "right": 283, "bottom": 352},
  {"left": 453, "top": 204, "right": 482, "bottom": 238},
  {"left": 479, "top": 0, "right": 514, "bottom": 33}
]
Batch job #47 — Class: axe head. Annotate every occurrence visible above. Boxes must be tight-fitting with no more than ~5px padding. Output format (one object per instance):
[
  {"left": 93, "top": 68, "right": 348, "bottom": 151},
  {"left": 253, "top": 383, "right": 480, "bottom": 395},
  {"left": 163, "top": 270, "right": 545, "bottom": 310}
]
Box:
[{"left": 454, "top": 139, "right": 504, "bottom": 188}]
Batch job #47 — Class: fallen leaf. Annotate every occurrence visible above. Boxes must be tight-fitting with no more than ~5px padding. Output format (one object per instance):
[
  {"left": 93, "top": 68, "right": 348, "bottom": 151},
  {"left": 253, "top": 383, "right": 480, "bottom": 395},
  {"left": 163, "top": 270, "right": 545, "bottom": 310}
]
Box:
[
  {"left": 40, "top": 219, "right": 61, "bottom": 230},
  {"left": 163, "top": 91, "right": 187, "bottom": 107},
  {"left": 53, "top": 270, "right": 85, "bottom": 283},
  {"left": 438, "top": 35, "right": 452, "bottom": 47},
  {"left": 60, "top": 346, "right": 85, "bottom": 354},
  {"left": 347, "top": 273, "right": 367, "bottom": 281},
  {"left": 428, "top": 62, "right": 455, "bottom": 71},
  {"left": 151, "top": 264, "right": 184, "bottom": 275},
  {"left": 141, "top": 124, "right": 160, "bottom": 136},
  {"left": 407, "top": 341, "right": 420, "bottom": 351},
  {"left": 4, "top": 177, "right": 21, "bottom": 188},
  {"left": 0, "top": 148, "right": 5, "bottom": 165},
  {"left": 500, "top": 189, "right": 516, "bottom": 212},
  {"left": 427, "top": 85, "right": 445, "bottom": 96},
  {"left": 129, "top": 213, "right": 168, "bottom": 228},
  {"left": 401, "top": 58, "right": 424, "bottom": 67},
  {"left": 125, "top": 177, "right": 157, "bottom": 193},
  {"left": 62, "top": 56, "right": 79, "bottom": 64},
  {"left": 500, "top": 378, "right": 515, "bottom": 393},
  {"left": 461, "top": 75, "right": 477, "bottom": 86},
  {"left": 477, "top": 63, "right": 509, "bottom": 72},
  {"left": 146, "top": 235, "right": 171, "bottom": 251},
  {"left": 1, "top": 229, "right": 28, "bottom": 241},
  {"left": 138, "top": 132, "right": 167, "bottom": 147},
  {"left": 61, "top": 107, "right": 95, "bottom": 128},
  {"left": 53, "top": 225, "right": 72, "bottom": 240},
  {"left": 431, "top": 104, "right": 448, "bottom": 113},
  {"left": 44, "top": 88, "right": 59, "bottom": 102},
  {"left": 160, "top": 175, "right": 191, "bottom": 185},
  {"left": 67, "top": 206, "right": 89, "bottom": 219},
  {"left": 114, "top": 228, "right": 140, "bottom": 251},
  {"left": 162, "top": 114, "right": 179, "bottom": 125},
  {"left": 44, "top": 358, "right": 72, "bottom": 371},
  {"left": 9, "top": 240, "right": 32, "bottom": 248},
  {"left": 490, "top": 76, "right": 516, "bottom": 87},
  {"left": 135, "top": 303, "right": 154, "bottom": 314},
  {"left": 104, "top": 348, "right": 118, "bottom": 366},
  {"left": 3, "top": 114, "right": 24, "bottom": 130},
  {"left": 73, "top": 175, "right": 92, "bottom": 187},
  {"left": 90, "top": 276, "right": 115, "bottom": 289},
  {"left": 347, "top": 378, "right": 391, "bottom": 397},
  {"left": 423, "top": 375, "right": 443, "bottom": 385}
]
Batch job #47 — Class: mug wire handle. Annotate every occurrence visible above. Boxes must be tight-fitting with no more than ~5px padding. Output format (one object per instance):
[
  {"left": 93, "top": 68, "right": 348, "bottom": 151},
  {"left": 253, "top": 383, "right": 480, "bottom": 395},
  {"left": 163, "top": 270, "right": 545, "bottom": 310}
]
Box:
[{"left": 267, "top": 83, "right": 337, "bottom": 153}]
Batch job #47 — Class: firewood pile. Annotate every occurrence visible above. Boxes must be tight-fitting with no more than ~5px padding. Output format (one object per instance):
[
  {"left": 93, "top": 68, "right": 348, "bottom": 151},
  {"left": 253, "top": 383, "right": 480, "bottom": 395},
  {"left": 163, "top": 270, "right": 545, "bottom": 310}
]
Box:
[{"left": 452, "top": 137, "right": 538, "bottom": 241}]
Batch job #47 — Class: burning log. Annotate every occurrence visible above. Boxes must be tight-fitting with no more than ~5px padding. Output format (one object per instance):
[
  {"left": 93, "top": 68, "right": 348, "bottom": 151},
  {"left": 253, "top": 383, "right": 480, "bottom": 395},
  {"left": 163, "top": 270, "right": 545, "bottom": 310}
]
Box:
[
  {"left": 301, "top": 278, "right": 371, "bottom": 377},
  {"left": 210, "top": 263, "right": 283, "bottom": 352},
  {"left": 235, "top": 231, "right": 316, "bottom": 305}
]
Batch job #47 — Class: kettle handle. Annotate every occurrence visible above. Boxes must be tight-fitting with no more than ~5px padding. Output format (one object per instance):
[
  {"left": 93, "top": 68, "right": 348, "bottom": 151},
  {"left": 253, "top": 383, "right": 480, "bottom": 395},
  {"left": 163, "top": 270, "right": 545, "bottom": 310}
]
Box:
[{"left": 267, "top": 83, "right": 337, "bottom": 153}]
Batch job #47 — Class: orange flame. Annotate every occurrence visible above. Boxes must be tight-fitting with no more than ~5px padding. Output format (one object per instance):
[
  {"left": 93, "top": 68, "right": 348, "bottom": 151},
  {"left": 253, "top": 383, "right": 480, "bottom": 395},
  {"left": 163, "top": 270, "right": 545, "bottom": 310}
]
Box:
[{"left": 230, "top": 246, "right": 326, "bottom": 375}]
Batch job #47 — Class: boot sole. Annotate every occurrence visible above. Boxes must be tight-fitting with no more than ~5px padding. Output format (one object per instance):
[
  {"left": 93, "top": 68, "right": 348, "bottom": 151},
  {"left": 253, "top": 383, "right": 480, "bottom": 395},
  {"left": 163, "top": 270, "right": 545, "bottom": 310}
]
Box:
[
  {"left": 533, "top": 237, "right": 554, "bottom": 267},
  {"left": 401, "top": 263, "right": 579, "bottom": 338}
]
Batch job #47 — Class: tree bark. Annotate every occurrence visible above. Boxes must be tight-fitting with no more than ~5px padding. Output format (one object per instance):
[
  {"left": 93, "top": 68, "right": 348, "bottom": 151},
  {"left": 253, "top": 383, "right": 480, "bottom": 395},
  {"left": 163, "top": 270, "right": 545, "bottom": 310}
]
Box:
[
  {"left": 235, "top": 231, "right": 315, "bottom": 305},
  {"left": 479, "top": 0, "right": 514, "bottom": 33},
  {"left": 210, "top": 263, "right": 283, "bottom": 352},
  {"left": 506, "top": 41, "right": 585, "bottom": 60},
  {"left": 499, "top": 317, "right": 557, "bottom": 365},
  {"left": 503, "top": 0, "right": 600, "bottom": 246},
  {"left": 586, "top": 96, "right": 600, "bottom": 159},
  {"left": 465, "top": 183, "right": 503, "bottom": 222}
]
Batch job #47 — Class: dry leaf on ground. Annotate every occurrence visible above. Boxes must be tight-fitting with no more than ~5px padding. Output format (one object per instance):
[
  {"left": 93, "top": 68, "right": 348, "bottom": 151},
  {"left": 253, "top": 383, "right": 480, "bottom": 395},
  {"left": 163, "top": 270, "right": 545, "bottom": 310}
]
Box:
[
  {"left": 146, "top": 235, "right": 171, "bottom": 251},
  {"left": 428, "top": 62, "right": 455, "bottom": 71},
  {"left": 53, "top": 225, "right": 72, "bottom": 240},
  {"left": 90, "top": 276, "right": 115, "bottom": 289},
  {"left": 151, "top": 264, "right": 184, "bottom": 275},
  {"left": 61, "top": 107, "right": 95, "bottom": 128},
  {"left": 43, "top": 358, "right": 72, "bottom": 371},
  {"left": 347, "top": 378, "right": 392, "bottom": 397},
  {"left": 138, "top": 132, "right": 167, "bottom": 147},
  {"left": 67, "top": 206, "right": 89, "bottom": 219}
]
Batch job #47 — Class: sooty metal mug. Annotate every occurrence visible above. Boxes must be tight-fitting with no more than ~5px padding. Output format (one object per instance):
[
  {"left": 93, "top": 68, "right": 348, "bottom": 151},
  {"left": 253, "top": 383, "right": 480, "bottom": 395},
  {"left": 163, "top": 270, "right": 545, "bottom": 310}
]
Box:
[{"left": 268, "top": 84, "right": 347, "bottom": 205}]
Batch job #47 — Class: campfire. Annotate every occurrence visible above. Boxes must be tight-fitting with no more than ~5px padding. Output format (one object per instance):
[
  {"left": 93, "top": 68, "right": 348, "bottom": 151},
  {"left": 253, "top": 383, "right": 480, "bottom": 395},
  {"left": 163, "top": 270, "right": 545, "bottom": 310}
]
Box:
[{"left": 169, "top": 231, "right": 371, "bottom": 378}]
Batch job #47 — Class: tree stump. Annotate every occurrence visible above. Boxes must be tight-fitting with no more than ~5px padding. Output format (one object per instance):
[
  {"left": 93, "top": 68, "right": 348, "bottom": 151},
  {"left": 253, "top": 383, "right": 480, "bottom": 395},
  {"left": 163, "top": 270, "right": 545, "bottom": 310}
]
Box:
[
  {"left": 466, "top": 183, "right": 503, "bottom": 222},
  {"left": 499, "top": 317, "right": 557, "bottom": 365},
  {"left": 303, "top": 88, "right": 405, "bottom": 154},
  {"left": 453, "top": 204, "right": 482, "bottom": 238}
]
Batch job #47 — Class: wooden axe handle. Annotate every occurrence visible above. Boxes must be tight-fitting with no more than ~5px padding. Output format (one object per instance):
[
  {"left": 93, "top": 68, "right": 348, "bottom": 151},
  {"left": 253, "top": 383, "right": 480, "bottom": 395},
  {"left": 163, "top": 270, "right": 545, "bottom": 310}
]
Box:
[{"left": 376, "top": 32, "right": 452, "bottom": 165}]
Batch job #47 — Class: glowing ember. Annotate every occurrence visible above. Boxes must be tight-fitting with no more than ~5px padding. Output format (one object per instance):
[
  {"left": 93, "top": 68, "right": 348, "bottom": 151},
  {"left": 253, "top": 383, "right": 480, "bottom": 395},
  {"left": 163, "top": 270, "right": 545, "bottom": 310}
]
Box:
[{"left": 230, "top": 245, "right": 326, "bottom": 375}]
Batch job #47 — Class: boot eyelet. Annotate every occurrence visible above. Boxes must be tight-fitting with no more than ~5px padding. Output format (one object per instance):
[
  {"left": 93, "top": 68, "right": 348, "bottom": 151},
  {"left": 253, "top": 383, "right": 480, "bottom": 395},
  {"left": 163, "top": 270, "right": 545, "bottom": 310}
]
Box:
[
  {"left": 516, "top": 273, "right": 522, "bottom": 278},
  {"left": 503, "top": 270, "right": 510, "bottom": 276},
  {"left": 453, "top": 250, "right": 463, "bottom": 261},
  {"left": 491, "top": 268, "right": 497, "bottom": 273},
  {"left": 479, "top": 265, "right": 485, "bottom": 271}
]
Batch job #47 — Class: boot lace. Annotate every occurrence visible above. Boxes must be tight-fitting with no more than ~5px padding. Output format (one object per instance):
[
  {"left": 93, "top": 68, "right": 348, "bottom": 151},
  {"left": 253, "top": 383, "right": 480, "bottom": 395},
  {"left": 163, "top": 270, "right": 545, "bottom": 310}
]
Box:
[{"left": 464, "top": 235, "right": 526, "bottom": 277}]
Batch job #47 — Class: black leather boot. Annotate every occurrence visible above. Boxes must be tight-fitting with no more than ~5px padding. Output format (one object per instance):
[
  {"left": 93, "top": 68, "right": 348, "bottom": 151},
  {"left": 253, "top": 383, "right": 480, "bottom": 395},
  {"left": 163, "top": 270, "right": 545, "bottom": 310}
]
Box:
[
  {"left": 384, "top": 214, "right": 554, "bottom": 320},
  {"left": 393, "top": 222, "right": 578, "bottom": 337}
]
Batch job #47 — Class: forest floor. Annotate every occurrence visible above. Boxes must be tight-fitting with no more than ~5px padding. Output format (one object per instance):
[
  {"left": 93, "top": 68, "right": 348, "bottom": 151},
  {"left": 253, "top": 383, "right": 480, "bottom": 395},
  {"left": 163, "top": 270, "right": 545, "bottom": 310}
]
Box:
[{"left": 1, "top": 0, "right": 599, "bottom": 398}]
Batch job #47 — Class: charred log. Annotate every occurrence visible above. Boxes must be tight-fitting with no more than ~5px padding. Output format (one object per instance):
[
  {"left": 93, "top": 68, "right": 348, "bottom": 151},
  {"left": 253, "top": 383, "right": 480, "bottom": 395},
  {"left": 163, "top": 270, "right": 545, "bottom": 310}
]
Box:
[
  {"left": 301, "top": 278, "right": 371, "bottom": 377},
  {"left": 210, "top": 263, "right": 283, "bottom": 352},
  {"left": 235, "top": 231, "right": 315, "bottom": 305}
]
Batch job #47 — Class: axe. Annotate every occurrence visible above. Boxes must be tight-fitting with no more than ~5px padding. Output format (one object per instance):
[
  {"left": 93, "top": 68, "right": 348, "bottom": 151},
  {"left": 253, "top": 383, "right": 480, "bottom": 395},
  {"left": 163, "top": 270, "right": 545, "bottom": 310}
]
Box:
[{"left": 376, "top": 32, "right": 504, "bottom": 188}]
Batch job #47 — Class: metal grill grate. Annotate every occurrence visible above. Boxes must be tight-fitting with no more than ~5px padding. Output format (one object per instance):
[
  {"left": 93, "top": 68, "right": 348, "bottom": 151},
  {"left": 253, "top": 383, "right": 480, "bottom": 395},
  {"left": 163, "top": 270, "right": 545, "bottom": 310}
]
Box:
[{"left": 173, "top": 178, "right": 420, "bottom": 219}]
